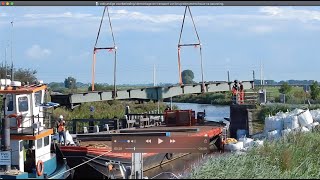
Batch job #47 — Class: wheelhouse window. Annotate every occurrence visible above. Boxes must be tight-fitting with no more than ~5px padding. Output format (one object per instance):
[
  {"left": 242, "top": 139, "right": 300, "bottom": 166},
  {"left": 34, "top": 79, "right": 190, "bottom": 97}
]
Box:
[
  {"left": 44, "top": 136, "right": 50, "bottom": 146},
  {"left": 18, "top": 97, "right": 29, "bottom": 112},
  {"left": 35, "top": 91, "right": 42, "bottom": 107},
  {"left": 37, "top": 138, "right": 43, "bottom": 149},
  {"left": 6, "top": 94, "right": 13, "bottom": 111}
]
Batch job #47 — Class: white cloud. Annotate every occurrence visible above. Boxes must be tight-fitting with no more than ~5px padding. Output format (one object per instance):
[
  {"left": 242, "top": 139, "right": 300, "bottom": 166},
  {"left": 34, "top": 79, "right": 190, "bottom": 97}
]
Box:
[
  {"left": 260, "top": 7, "right": 320, "bottom": 22},
  {"left": 3, "top": 7, "right": 320, "bottom": 37},
  {"left": 23, "top": 12, "right": 94, "bottom": 19},
  {"left": 26, "top": 45, "right": 51, "bottom": 60}
]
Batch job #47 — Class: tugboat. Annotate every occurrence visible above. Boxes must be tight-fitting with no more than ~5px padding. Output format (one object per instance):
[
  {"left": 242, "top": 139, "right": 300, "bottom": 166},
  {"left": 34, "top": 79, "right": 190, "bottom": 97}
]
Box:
[{"left": 0, "top": 79, "right": 71, "bottom": 179}]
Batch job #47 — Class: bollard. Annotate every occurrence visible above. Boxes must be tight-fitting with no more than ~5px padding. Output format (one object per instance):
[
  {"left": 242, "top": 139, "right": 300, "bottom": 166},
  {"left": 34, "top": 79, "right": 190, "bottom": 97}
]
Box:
[
  {"left": 94, "top": 125, "right": 99, "bottom": 133},
  {"left": 83, "top": 127, "right": 88, "bottom": 134},
  {"left": 104, "top": 124, "right": 110, "bottom": 133}
]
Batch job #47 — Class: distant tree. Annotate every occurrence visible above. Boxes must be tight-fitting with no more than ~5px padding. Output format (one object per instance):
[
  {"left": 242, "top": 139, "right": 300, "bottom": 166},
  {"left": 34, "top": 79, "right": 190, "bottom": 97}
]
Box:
[
  {"left": 279, "top": 82, "right": 292, "bottom": 94},
  {"left": 64, "top": 77, "right": 77, "bottom": 89},
  {"left": 181, "top": 69, "right": 194, "bottom": 84},
  {"left": 0, "top": 64, "right": 38, "bottom": 83},
  {"left": 310, "top": 81, "right": 320, "bottom": 100}
]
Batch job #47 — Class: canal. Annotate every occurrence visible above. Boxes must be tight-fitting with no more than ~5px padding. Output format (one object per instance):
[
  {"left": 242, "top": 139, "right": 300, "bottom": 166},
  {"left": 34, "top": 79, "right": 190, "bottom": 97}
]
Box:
[
  {"left": 144, "top": 103, "right": 230, "bottom": 179},
  {"left": 170, "top": 102, "right": 230, "bottom": 122}
]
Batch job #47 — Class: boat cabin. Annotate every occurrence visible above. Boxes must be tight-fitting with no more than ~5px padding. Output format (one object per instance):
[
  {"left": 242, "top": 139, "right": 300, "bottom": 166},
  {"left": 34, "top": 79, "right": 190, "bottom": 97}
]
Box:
[{"left": 0, "top": 79, "right": 54, "bottom": 174}]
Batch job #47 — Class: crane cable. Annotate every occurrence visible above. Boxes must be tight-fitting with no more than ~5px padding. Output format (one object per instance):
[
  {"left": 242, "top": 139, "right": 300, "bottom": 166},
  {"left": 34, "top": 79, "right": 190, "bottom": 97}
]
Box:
[
  {"left": 91, "top": 6, "right": 118, "bottom": 96},
  {"left": 48, "top": 149, "right": 112, "bottom": 179},
  {"left": 177, "top": 6, "right": 205, "bottom": 92},
  {"left": 94, "top": 6, "right": 106, "bottom": 48},
  {"left": 106, "top": 6, "right": 118, "bottom": 98}
]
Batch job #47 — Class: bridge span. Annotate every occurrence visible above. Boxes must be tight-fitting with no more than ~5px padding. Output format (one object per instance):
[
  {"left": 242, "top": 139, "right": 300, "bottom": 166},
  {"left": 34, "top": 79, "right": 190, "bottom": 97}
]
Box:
[{"left": 51, "top": 80, "right": 255, "bottom": 109}]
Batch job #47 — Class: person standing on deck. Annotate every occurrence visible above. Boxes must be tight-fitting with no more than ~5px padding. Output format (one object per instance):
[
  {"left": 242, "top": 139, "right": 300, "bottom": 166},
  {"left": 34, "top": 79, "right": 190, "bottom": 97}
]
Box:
[
  {"left": 57, "top": 115, "right": 66, "bottom": 146},
  {"left": 239, "top": 81, "right": 244, "bottom": 104},
  {"left": 232, "top": 80, "right": 239, "bottom": 104}
]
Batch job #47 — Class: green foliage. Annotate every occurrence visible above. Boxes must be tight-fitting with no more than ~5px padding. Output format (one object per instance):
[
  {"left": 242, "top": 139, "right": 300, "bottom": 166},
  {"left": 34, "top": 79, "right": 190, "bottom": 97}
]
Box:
[
  {"left": 0, "top": 64, "right": 37, "bottom": 83},
  {"left": 64, "top": 77, "right": 77, "bottom": 89},
  {"left": 171, "top": 92, "right": 231, "bottom": 105},
  {"left": 181, "top": 69, "right": 194, "bottom": 84},
  {"left": 310, "top": 81, "right": 320, "bottom": 100},
  {"left": 88, "top": 84, "right": 114, "bottom": 91},
  {"left": 189, "top": 129, "right": 320, "bottom": 179},
  {"left": 279, "top": 82, "right": 292, "bottom": 94},
  {"left": 52, "top": 101, "right": 168, "bottom": 121}
]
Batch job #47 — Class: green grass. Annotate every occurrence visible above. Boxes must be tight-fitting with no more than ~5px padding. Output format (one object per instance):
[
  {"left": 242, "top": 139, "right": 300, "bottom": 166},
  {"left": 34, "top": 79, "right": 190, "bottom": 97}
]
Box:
[{"left": 189, "top": 128, "right": 320, "bottom": 179}]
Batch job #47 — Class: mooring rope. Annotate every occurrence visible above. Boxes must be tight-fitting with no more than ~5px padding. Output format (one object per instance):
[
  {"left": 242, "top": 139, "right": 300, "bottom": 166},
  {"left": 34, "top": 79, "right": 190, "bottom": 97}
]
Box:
[{"left": 49, "top": 149, "right": 112, "bottom": 179}]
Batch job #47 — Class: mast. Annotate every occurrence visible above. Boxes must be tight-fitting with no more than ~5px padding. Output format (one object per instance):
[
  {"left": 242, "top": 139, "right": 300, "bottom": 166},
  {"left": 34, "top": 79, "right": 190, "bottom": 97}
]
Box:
[
  {"left": 10, "top": 21, "right": 14, "bottom": 81},
  {"left": 153, "top": 64, "right": 156, "bottom": 87},
  {"left": 5, "top": 47, "right": 7, "bottom": 87}
]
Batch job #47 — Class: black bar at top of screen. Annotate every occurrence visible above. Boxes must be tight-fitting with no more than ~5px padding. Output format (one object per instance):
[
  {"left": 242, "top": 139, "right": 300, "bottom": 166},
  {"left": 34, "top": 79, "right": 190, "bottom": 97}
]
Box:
[{"left": 11, "top": 1, "right": 320, "bottom": 6}]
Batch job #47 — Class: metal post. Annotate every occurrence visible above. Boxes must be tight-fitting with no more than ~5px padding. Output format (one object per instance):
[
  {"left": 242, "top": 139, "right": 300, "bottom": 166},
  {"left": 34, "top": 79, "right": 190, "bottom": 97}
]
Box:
[
  {"left": 170, "top": 97, "right": 173, "bottom": 110},
  {"left": 131, "top": 153, "right": 143, "bottom": 179},
  {"left": 157, "top": 100, "right": 160, "bottom": 114},
  {"left": 92, "top": 50, "right": 96, "bottom": 91},
  {"left": 11, "top": 21, "right": 14, "bottom": 81},
  {"left": 199, "top": 45, "right": 205, "bottom": 93},
  {"left": 5, "top": 47, "right": 7, "bottom": 87},
  {"left": 2, "top": 97, "right": 11, "bottom": 171},
  {"left": 252, "top": 70, "right": 255, "bottom": 89},
  {"left": 113, "top": 49, "right": 117, "bottom": 98},
  {"left": 227, "top": 70, "right": 230, "bottom": 91},
  {"left": 177, "top": 47, "right": 182, "bottom": 85},
  {"left": 153, "top": 64, "right": 156, "bottom": 87}
]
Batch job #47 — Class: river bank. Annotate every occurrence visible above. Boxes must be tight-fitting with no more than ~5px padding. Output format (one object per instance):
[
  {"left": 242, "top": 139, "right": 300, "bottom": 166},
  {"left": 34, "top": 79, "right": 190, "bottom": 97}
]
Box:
[
  {"left": 164, "top": 93, "right": 232, "bottom": 105},
  {"left": 188, "top": 127, "right": 320, "bottom": 179}
]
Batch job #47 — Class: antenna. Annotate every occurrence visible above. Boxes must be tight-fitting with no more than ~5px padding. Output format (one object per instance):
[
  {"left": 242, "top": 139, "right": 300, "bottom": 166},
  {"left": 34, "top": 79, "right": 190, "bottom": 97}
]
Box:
[
  {"left": 10, "top": 21, "right": 14, "bottom": 81},
  {"left": 153, "top": 64, "right": 156, "bottom": 86},
  {"left": 260, "top": 60, "right": 262, "bottom": 86},
  {"left": 4, "top": 47, "right": 7, "bottom": 87}
]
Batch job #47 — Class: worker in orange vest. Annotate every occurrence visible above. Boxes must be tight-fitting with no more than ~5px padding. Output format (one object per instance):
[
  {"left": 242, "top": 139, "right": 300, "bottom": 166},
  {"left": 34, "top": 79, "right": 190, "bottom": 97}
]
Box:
[
  {"left": 57, "top": 115, "right": 66, "bottom": 146},
  {"left": 232, "top": 80, "right": 239, "bottom": 104},
  {"left": 239, "top": 81, "right": 244, "bottom": 104}
]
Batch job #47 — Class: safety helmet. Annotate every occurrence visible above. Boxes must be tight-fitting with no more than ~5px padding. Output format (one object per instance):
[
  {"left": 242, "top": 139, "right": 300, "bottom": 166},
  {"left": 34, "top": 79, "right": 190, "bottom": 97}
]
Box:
[{"left": 59, "top": 115, "right": 63, "bottom": 119}]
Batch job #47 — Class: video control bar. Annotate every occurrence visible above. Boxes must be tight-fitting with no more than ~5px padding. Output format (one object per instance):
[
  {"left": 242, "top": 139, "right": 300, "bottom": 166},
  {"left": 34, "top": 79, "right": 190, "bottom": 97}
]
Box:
[{"left": 112, "top": 136, "right": 210, "bottom": 153}]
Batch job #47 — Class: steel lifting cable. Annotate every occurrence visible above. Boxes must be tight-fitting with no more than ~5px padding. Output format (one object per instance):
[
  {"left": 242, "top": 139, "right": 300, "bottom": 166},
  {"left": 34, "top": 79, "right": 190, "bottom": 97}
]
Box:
[
  {"left": 106, "top": 6, "right": 118, "bottom": 98},
  {"left": 92, "top": 6, "right": 118, "bottom": 97},
  {"left": 177, "top": 6, "right": 205, "bottom": 92},
  {"left": 48, "top": 149, "right": 113, "bottom": 179},
  {"left": 92, "top": 6, "right": 106, "bottom": 91},
  {"left": 94, "top": 6, "right": 106, "bottom": 48}
]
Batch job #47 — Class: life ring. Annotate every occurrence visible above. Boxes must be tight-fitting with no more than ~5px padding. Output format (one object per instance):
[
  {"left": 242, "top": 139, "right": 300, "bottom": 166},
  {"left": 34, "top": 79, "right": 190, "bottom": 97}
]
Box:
[
  {"left": 7, "top": 114, "right": 22, "bottom": 129},
  {"left": 36, "top": 160, "right": 44, "bottom": 176}
]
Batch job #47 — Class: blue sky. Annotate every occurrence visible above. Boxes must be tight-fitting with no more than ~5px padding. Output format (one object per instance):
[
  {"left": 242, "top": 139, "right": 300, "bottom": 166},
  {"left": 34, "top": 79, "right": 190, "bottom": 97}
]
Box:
[{"left": 0, "top": 6, "right": 320, "bottom": 84}]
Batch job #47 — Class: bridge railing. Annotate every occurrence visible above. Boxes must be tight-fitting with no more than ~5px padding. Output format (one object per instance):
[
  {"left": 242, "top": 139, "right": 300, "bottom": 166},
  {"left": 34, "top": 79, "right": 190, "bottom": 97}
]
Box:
[{"left": 231, "top": 91, "right": 259, "bottom": 105}]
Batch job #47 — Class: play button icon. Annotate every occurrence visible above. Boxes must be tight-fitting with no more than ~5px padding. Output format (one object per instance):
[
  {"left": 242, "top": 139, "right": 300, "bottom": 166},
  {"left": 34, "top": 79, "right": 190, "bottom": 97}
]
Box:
[{"left": 158, "top": 138, "right": 163, "bottom": 144}]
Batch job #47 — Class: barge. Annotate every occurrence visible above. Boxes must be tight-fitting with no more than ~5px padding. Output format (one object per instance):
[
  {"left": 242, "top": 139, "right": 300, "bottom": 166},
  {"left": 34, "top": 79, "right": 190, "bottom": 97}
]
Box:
[{"left": 60, "top": 110, "right": 226, "bottom": 179}]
